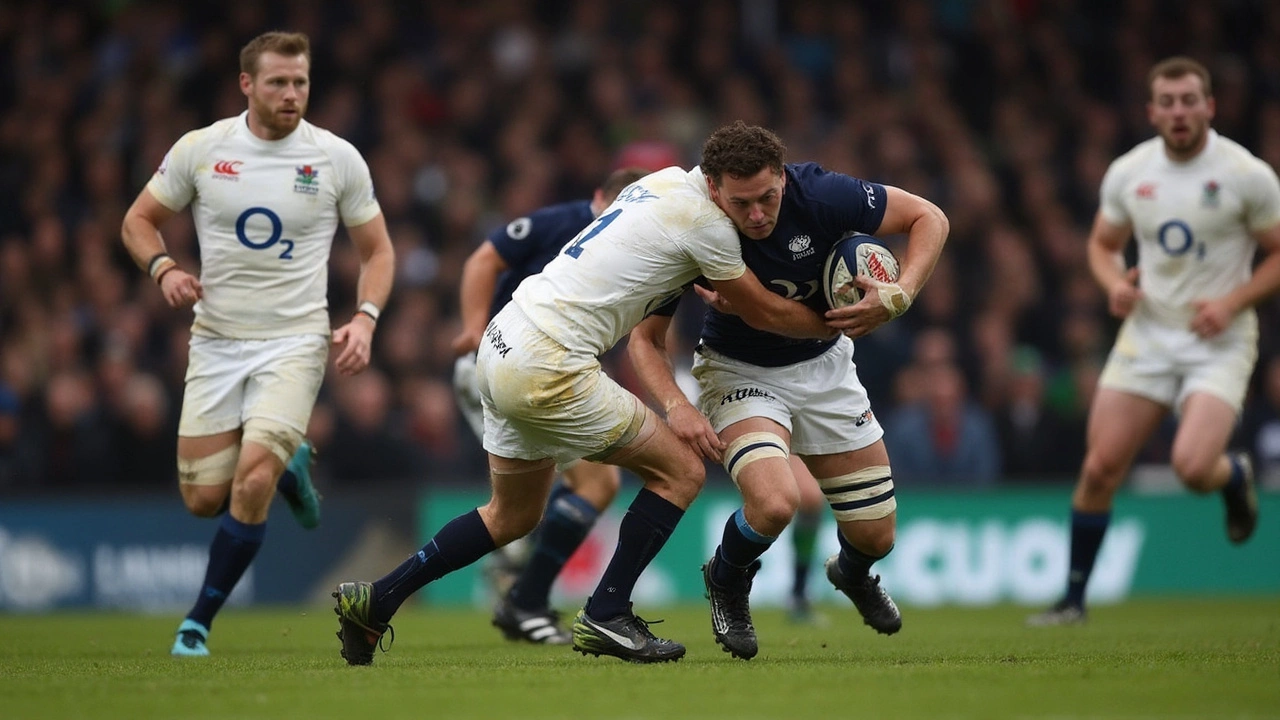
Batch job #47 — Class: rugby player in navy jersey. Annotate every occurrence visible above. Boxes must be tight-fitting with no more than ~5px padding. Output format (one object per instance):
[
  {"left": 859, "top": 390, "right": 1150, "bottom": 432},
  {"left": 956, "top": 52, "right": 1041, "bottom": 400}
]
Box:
[
  {"left": 450, "top": 167, "right": 649, "bottom": 645},
  {"left": 629, "top": 122, "right": 948, "bottom": 659}
]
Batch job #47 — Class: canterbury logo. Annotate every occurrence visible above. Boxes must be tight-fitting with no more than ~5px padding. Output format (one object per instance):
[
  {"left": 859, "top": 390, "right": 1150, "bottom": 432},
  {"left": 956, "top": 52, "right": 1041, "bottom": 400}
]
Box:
[{"left": 213, "top": 160, "right": 243, "bottom": 175}]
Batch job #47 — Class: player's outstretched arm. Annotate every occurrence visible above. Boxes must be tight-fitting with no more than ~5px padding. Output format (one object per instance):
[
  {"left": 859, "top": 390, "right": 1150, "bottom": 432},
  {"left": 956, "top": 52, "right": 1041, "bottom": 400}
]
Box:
[
  {"left": 332, "top": 212, "right": 395, "bottom": 376},
  {"left": 121, "top": 188, "right": 202, "bottom": 309},
  {"left": 710, "top": 267, "right": 835, "bottom": 340},
  {"left": 451, "top": 241, "right": 508, "bottom": 356},
  {"left": 628, "top": 313, "right": 724, "bottom": 462}
]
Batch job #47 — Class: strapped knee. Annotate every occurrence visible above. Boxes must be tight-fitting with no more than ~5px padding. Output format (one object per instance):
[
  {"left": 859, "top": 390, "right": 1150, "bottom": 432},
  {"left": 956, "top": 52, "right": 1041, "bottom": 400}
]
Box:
[
  {"left": 177, "top": 445, "right": 239, "bottom": 486},
  {"left": 818, "top": 465, "right": 896, "bottom": 521},
  {"left": 722, "top": 432, "right": 789, "bottom": 487},
  {"left": 242, "top": 417, "right": 304, "bottom": 466}
]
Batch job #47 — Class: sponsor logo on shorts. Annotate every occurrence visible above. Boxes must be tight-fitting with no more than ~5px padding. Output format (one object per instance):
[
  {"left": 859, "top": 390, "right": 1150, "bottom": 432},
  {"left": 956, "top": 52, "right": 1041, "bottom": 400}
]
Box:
[
  {"left": 854, "top": 409, "right": 874, "bottom": 427},
  {"left": 718, "top": 387, "right": 774, "bottom": 405},
  {"left": 484, "top": 324, "right": 513, "bottom": 358}
]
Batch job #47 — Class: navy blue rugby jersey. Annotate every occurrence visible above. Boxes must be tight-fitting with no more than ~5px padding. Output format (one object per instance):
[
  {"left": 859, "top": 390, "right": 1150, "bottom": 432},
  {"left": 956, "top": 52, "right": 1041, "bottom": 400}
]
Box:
[
  {"left": 486, "top": 199, "right": 595, "bottom": 319},
  {"left": 702, "top": 162, "right": 887, "bottom": 366}
]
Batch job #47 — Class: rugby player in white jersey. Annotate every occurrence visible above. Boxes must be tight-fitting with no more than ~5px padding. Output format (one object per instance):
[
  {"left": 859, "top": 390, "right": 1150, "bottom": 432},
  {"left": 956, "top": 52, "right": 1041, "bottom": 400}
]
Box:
[
  {"left": 332, "top": 124, "right": 838, "bottom": 665},
  {"left": 1029, "top": 56, "right": 1280, "bottom": 626},
  {"left": 121, "top": 31, "right": 395, "bottom": 656}
]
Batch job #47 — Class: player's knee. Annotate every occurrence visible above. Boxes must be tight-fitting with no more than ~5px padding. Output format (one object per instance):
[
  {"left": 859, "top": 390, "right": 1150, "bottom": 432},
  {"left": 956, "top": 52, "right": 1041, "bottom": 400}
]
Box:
[
  {"left": 481, "top": 502, "right": 542, "bottom": 545},
  {"left": 747, "top": 492, "right": 799, "bottom": 537},
  {"left": 234, "top": 460, "right": 281, "bottom": 510},
  {"left": 1170, "top": 450, "right": 1217, "bottom": 492},
  {"left": 181, "top": 485, "right": 229, "bottom": 518},
  {"left": 1079, "top": 452, "right": 1125, "bottom": 496}
]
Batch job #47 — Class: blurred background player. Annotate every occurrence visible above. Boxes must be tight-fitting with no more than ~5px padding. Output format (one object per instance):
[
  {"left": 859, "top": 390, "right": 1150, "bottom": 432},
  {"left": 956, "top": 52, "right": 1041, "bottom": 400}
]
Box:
[
  {"left": 120, "top": 31, "right": 395, "bottom": 656},
  {"left": 332, "top": 128, "right": 837, "bottom": 666},
  {"left": 630, "top": 122, "right": 949, "bottom": 659},
  {"left": 1028, "top": 57, "right": 1280, "bottom": 626},
  {"left": 450, "top": 166, "right": 649, "bottom": 644}
]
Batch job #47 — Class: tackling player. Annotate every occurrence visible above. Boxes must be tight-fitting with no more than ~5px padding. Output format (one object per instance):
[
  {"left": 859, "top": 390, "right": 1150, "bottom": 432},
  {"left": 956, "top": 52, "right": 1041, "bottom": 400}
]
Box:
[
  {"left": 450, "top": 167, "right": 648, "bottom": 644},
  {"left": 332, "top": 123, "right": 836, "bottom": 665}
]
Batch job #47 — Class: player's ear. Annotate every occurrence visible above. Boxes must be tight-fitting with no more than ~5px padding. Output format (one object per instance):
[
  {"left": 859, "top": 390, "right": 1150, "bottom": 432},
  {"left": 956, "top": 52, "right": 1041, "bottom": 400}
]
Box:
[{"left": 239, "top": 72, "right": 253, "bottom": 96}]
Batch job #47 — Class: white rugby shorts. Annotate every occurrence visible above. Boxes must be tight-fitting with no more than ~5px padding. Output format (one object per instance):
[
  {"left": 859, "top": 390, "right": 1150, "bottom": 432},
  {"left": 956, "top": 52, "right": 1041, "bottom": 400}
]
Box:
[
  {"left": 691, "top": 334, "right": 883, "bottom": 455},
  {"left": 178, "top": 334, "right": 328, "bottom": 438},
  {"left": 1099, "top": 305, "right": 1259, "bottom": 413},
  {"left": 476, "top": 304, "right": 644, "bottom": 465}
]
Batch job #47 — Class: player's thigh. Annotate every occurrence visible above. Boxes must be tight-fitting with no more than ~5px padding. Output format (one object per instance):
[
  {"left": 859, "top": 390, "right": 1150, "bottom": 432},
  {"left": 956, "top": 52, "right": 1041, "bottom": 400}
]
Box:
[
  {"left": 1083, "top": 387, "right": 1167, "bottom": 475},
  {"left": 242, "top": 335, "right": 328, "bottom": 464},
  {"left": 800, "top": 440, "right": 896, "bottom": 525},
  {"left": 719, "top": 416, "right": 797, "bottom": 511},
  {"left": 560, "top": 460, "right": 621, "bottom": 509},
  {"left": 1170, "top": 392, "right": 1239, "bottom": 477},
  {"left": 176, "top": 429, "right": 242, "bottom": 511}
]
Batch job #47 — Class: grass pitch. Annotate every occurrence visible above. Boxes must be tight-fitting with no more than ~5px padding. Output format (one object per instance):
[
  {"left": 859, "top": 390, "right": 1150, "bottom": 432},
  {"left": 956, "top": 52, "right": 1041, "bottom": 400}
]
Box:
[{"left": 1, "top": 598, "right": 1277, "bottom": 719}]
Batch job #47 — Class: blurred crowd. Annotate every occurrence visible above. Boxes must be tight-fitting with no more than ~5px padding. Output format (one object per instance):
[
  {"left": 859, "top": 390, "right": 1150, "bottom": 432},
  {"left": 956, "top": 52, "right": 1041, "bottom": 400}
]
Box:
[{"left": 2, "top": 0, "right": 1280, "bottom": 492}]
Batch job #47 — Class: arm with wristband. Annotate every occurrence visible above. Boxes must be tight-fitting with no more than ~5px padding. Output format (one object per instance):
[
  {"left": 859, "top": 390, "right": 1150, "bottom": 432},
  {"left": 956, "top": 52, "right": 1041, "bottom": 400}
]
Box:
[{"left": 122, "top": 188, "right": 203, "bottom": 309}]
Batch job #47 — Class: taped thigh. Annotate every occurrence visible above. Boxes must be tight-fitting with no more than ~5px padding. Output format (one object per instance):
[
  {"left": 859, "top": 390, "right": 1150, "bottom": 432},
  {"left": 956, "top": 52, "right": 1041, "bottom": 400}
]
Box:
[
  {"left": 177, "top": 445, "right": 239, "bottom": 486},
  {"left": 242, "top": 417, "right": 304, "bottom": 466},
  {"left": 818, "top": 465, "right": 896, "bottom": 521},
  {"left": 722, "top": 431, "right": 789, "bottom": 487},
  {"left": 489, "top": 455, "right": 556, "bottom": 476}
]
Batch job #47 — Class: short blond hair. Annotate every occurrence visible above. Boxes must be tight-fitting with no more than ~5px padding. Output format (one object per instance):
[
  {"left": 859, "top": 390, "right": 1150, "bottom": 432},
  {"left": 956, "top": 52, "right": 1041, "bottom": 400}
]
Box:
[{"left": 1147, "top": 56, "right": 1212, "bottom": 99}]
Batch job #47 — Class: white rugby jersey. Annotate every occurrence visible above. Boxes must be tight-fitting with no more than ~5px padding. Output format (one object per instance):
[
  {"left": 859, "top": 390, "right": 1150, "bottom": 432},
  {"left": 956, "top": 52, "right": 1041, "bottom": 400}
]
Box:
[
  {"left": 148, "top": 112, "right": 381, "bottom": 339},
  {"left": 513, "top": 166, "right": 746, "bottom": 356},
  {"left": 1100, "top": 130, "right": 1280, "bottom": 320}
]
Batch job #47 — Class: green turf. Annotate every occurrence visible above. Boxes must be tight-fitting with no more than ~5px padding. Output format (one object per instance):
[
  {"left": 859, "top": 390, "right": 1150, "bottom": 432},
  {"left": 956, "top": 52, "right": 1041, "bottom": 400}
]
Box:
[{"left": 1, "top": 598, "right": 1277, "bottom": 719}]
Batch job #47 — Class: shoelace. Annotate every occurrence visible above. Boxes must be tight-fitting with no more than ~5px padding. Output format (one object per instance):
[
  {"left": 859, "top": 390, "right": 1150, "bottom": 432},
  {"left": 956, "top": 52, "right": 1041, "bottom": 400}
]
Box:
[
  {"left": 624, "top": 614, "right": 665, "bottom": 641},
  {"left": 377, "top": 624, "right": 395, "bottom": 653}
]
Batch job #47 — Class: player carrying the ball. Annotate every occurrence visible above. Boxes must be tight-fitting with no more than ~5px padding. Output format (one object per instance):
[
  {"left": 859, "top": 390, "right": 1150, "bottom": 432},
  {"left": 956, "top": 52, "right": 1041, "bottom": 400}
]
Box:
[{"left": 630, "top": 122, "right": 948, "bottom": 659}]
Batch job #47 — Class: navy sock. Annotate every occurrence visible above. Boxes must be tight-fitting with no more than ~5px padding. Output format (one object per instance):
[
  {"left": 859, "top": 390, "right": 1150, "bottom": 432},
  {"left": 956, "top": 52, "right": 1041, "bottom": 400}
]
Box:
[
  {"left": 711, "top": 508, "right": 774, "bottom": 588},
  {"left": 276, "top": 469, "right": 299, "bottom": 503},
  {"left": 187, "top": 514, "right": 265, "bottom": 629},
  {"left": 371, "top": 509, "right": 496, "bottom": 623},
  {"left": 836, "top": 531, "right": 886, "bottom": 580},
  {"left": 791, "top": 508, "right": 820, "bottom": 598},
  {"left": 585, "top": 489, "right": 683, "bottom": 620},
  {"left": 1065, "top": 509, "right": 1110, "bottom": 607},
  {"left": 1225, "top": 455, "right": 1245, "bottom": 493},
  {"left": 509, "top": 491, "right": 600, "bottom": 611}
]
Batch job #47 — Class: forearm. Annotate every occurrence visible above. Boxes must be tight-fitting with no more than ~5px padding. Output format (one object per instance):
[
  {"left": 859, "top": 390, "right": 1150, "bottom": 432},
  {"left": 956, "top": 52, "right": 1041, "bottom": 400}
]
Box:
[
  {"left": 738, "top": 298, "right": 833, "bottom": 339},
  {"left": 1225, "top": 251, "right": 1280, "bottom": 312},
  {"left": 356, "top": 243, "right": 395, "bottom": 310},
  {"left": 121, "top": 215, "right": 170, "bottom": 272},
  {"left": 1087, "top": 238, "right": 1127, "bottom": 294},
  {"left": 628, "top": 334, "right": 690, "bottom": 413},
  {"left": 458, "top": 261, "right": 499, "bottom": 340}
]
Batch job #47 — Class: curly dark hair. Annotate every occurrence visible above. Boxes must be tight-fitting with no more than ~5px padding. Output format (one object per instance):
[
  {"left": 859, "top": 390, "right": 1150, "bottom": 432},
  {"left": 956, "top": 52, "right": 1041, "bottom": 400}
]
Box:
[{"left": 700, "top": 121, "right": 787, "bottom": 185}]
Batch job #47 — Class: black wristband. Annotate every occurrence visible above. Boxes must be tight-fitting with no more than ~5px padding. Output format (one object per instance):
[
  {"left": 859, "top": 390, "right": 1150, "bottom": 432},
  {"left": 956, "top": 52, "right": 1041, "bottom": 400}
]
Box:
[{"left": 147, "top": 252, "right": 172, "bottom": 276}]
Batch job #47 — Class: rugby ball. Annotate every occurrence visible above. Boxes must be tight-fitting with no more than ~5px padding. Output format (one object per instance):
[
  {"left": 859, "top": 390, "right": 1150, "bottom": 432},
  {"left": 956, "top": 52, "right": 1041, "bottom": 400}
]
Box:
[{"left": 821, "top": 234, "right": 900, "bottom": 309}]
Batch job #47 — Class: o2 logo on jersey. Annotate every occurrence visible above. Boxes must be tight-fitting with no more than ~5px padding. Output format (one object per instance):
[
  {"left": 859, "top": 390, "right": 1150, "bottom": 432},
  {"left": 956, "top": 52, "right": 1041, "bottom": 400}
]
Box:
[
  {"left": 1157, "top": 219, "right": 1203, "bottom": 259},
  {"left": 236, "top": 207, "right": 295, "bottom": 260}
]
